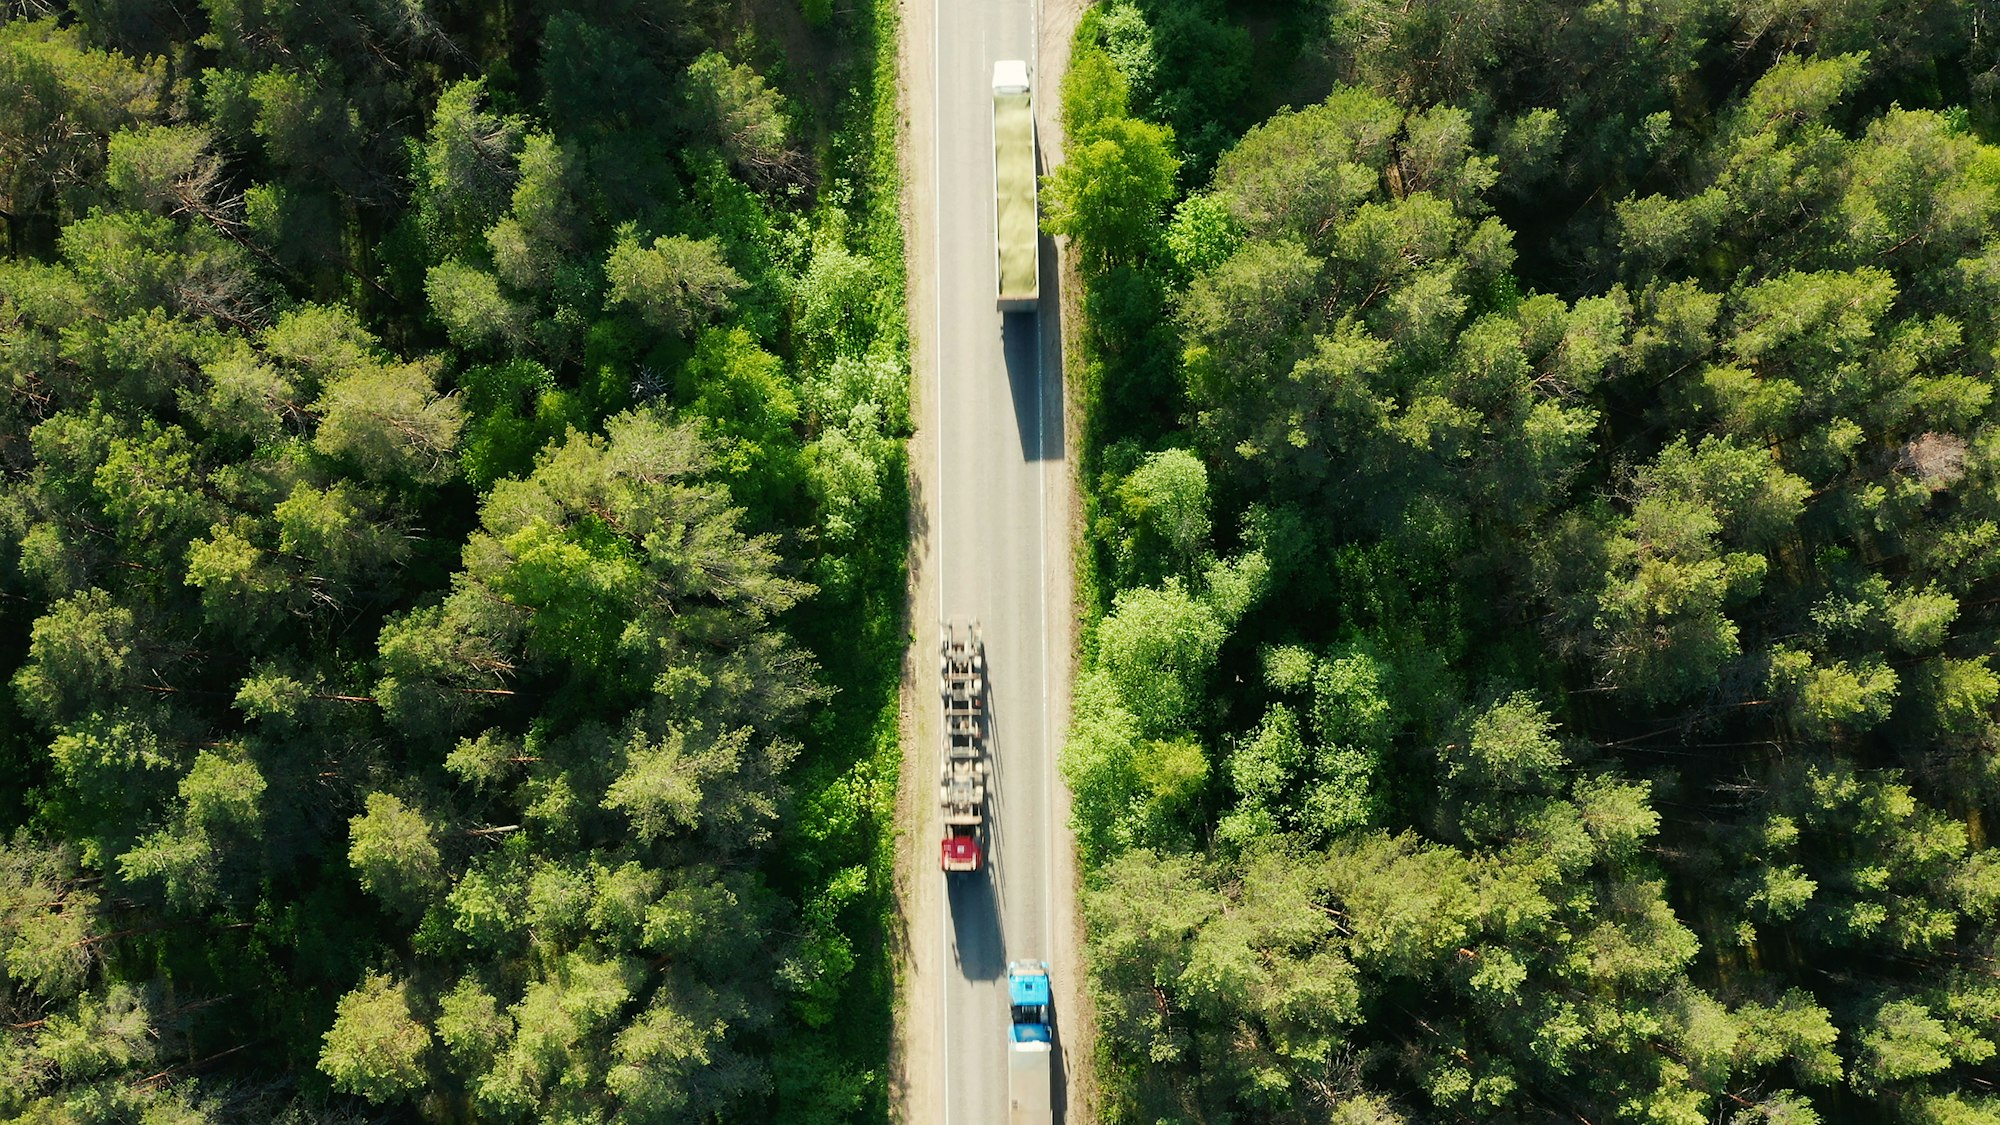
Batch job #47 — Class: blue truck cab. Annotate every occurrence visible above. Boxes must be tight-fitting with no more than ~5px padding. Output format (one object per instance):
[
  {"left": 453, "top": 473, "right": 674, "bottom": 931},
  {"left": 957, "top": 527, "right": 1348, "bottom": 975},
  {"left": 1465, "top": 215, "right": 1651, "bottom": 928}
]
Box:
[
  {"left": 1006, "top": 960, "right": 1054, "bottom": 1124},
  {"left": 1007, "top": 959, "right": 1052, "bottom": 1044}
]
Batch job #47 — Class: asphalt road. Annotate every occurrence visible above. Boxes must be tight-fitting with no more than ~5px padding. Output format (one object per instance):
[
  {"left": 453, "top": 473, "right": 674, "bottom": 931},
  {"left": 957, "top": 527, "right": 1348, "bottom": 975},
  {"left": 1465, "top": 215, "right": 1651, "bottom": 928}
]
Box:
[{"left": 928, "top": 0, "right": 1067, "bottom": 1117}]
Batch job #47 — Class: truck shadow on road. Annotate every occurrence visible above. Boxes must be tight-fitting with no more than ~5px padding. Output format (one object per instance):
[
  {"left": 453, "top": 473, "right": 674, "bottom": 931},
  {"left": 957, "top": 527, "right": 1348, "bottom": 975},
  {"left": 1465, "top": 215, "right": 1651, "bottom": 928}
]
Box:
[
  {"left": 1000, "top": 225, "right": 1069, "bottom": 466},
  {"left": 1002, "top": 310, "right": 1045, "bottom": 463},
  {"left": 949, "top": 662, "right": 1006, "bottom": 983},
  {"left": 947, "top": 865, "right": 1003, "bottom": 982}
]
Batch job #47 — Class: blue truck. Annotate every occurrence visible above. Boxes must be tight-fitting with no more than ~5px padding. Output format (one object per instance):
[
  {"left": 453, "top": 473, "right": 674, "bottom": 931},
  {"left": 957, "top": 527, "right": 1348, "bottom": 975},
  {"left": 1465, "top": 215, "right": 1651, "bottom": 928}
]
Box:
[{"left": 1008, "top": 960, "right": 1053, "bottom": 1125}]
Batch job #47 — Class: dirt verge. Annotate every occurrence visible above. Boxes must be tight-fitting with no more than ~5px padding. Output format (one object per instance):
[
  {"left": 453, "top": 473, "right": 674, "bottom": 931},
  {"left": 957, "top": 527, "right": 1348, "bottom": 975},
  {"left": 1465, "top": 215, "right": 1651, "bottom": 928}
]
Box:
[
  {"left": 1036, "top": 0, "right": 1092, "bottom": 1119},
  {"left": 889, "top": 0, "right": 942, "bottom": 1115}
]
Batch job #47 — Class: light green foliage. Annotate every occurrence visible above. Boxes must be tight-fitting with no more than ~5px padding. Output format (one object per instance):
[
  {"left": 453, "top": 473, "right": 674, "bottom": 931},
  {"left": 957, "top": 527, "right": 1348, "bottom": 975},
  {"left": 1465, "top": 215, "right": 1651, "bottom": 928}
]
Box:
[
  {"left": 1735, "top": 991, "right": 1843, "bottom": 1086},
  {"left": 178, "top": 747, "right": 264, "bottom": 832},
  {"left": 1796, "top": 658, "right": 1899, "bottom": 738},
  {"left": 56, "top": 208, "right": 251, "bottom": 321},
  {"left": 1636, "top": 436, "right": 1808, "bottom": 550},
  {"left": 1769, "top": 648, "right": 1900, "bottom": 739},
  {"left": 234, "top": 665, "right": 310, "bottom": 722},
  {"left": 1132, "top": 737, "right": 1208, "bottom": 828},
  {"left": 347, "top": 793, "right": 444, "bottom": 912},
  {"left": 1902, "top": 1093, "right": 2000, "bottom": 1125},
  {"left": 781, "top": 864, "right": 866, "bottom": 1027},
  {"left": 1738, "top": 764, "right": 1969, "bottom": 951},
  {"left": 1097, "top": 580, "right": 1225, "bottom": 735},
  {"left": 1886, "top": 585, "right": 1958, "bottom": 653},
  {"left": 37, "top": 982, "right": 156, "bottom": 1080},
  {"left": 117, "top": 822, "right": 218, "bottom": 909},
  {"left": 1492, "top": 107, "right": 1564, "bottom": 188},
  {"left": 604, "top": 977, "right": 769, "bottom": 1121},
  {"left": 604, "top": 726, "right": 748, "bottom": 843},
  {"left": 1572, "top": 774, "right": 1660, "bottom": 862},
  {"left": 106, "top": 124, "right": 216, "bottom": 214},
  {"left": 0, "top": 841, "right": 97, "bottom": 999},
  {"left": 1106, "top": 446, "right": 1211, "bottom": 583},
  {"left": 455, "top": 359, "right": 576, "bottom": 491},
  {"left": 13, "top": 589, "right": 137, "bottom": 725},
  {"left": 605, "top": 231, "right": 746, "bottom": 335},
  {"left": 319, "top": 973, "right": 431, "bottom": 1102},
  {"left": 588, "top": 862, "right": 662, "bottom": 942},
  {"left": 185, "top": 521, "right": 290, "bottom": 633},
  {"left": 45, "top": 713, "right": 174, "bottom": 840},
  {"left": 260, "top": 302, "right": 377, "bottom": 387},
  {"left": 1916, "top": 656, "right": 2000, "bottom": 738},
  {"left": 274, "top": 481, "right": 408, "bottom": 585},
  {"left": 248, "top": 68, "right": 348, "bottom": 177},
  {"left": 1082, "top": 847, "right": 1224, "bottom": 1061},
  {"left": 447, "top": 854, "right": 530, "bottom": 951},
  {"left": 0, "top": 18, "right": 163, "bottom": 226},
  {"left": 1044, "top": 115, "right": 1181, "bottom": 272},
  {"left": 416, "top": 79, "right": 523, "bottom": 256},
  {"left": 684, "top": 51, "right": 798, "bottom": 190},
  {"left": 1447, "top": 692, "right": 1564, "bottom": 793},
  {"left": 792, "top": 241, "right": 879, "bottom": 362},
  {"left": 1592, "top": 493, "right": 1765, "bottom": 703},
  {"left": 1061, "top": 667, "right": 1149, "bottom": 863},
  {"left": 1209, "top": 87, "right": 1400, "bottom": 247},
  {"left": 1399, "top": 105, "right": 1497, "bottom": 212},
  {"left": 488, "top": 133, "right": 582, "bottom": 290},
  {"left": 804, "top": 425, "right": 887, "bottom": 548},
  {"left": 437, "top": 976, "right": 508, "bottom": 1072},
  {"left": 189, "top": 342, "right": 292, "bottom": 445},
  {"left": 1222, "top": 703, "right": 1379, "bottom": 848},
  {"left": 1318, "top": 831, "right": 1482, "bottom": 977},
  {"left": 449, "top": 408, "right": 814, "bottom": 702},
  {"left": 1164, "top": 193, "right": 1241, "bottom": 280},
  {"left": 312, "top": 353, "right": 464, "bottom": 483},
  {"left": 446, "top": 730, "right": 521, "bottom": 789},
  {"left": 94, "top": 420, "right": 214, "bottom": 553},
  {"left": 481, "top": 951, "right": 638, "bottom": 1110},
  {"left": 374, "top": 597, "right": 520, "bottom": 738},
  {"left": 1855, "top": 998, "right": 1959, "bottom": 1092},
  {"left": 426, "top": 260, "right": 531, "bottom": 351},
  {"left": 676, "top": 326, "right": 801, "bottom": 509},
  {"left": 1059, "top": 43, "right": 1131, "bottom": 144}
]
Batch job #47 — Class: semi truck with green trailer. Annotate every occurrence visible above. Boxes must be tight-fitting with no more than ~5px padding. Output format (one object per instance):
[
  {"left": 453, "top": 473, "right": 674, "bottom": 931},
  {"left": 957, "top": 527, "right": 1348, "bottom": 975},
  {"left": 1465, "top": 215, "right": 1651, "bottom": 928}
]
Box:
[{"left": 992, "top": 60, "right": 1039, "bottom": 310}]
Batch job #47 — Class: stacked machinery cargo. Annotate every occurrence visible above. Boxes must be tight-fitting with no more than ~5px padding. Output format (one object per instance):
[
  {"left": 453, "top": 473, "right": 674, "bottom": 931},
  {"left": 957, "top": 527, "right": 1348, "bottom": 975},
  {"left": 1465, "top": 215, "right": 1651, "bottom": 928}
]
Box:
[{"left": 939, "top": 620, "right": 988, "bottom": 872}]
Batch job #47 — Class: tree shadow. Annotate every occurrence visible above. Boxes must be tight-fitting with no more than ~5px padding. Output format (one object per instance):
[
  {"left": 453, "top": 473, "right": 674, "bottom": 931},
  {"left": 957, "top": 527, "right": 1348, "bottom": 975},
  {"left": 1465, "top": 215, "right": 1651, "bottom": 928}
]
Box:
[
  {"left": 1053, "top": 1037, "right": 1071, "bottom": 1124},
  {"left": 1036, "top": 197, "right": 1066, "bottom": 465},
  {"left": 905, "top": 454, "right": 931, "bottom": 592}
]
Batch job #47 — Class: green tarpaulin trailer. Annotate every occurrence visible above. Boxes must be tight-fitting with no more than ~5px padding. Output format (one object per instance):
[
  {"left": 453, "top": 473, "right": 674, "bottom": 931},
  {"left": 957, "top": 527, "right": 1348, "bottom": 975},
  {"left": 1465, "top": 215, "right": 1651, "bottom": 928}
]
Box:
[{"left": 992, "top": 60, "right": 1039, "bottom": 309}]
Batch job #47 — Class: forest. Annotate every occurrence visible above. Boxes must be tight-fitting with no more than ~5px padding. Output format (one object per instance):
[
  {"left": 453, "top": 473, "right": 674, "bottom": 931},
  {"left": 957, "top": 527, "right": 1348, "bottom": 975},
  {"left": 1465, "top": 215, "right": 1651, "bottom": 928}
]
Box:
[
  {"left": 0, "top": 0, "right": 909, "bottom": 1121},
  {"left": 1051, "top": 1, "right": 2000, "bottom": 1123}
]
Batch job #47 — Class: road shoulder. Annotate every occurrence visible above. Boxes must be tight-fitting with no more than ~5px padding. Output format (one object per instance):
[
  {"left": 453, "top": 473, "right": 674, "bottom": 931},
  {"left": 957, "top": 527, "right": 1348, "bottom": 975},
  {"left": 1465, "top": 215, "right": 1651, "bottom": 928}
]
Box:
[
  {"left": 890, "top": 0, "right": 942, "bottom": 1117},
  {"left": 1037, "top": 0, "right": 1093, "bottom": 1118}
]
